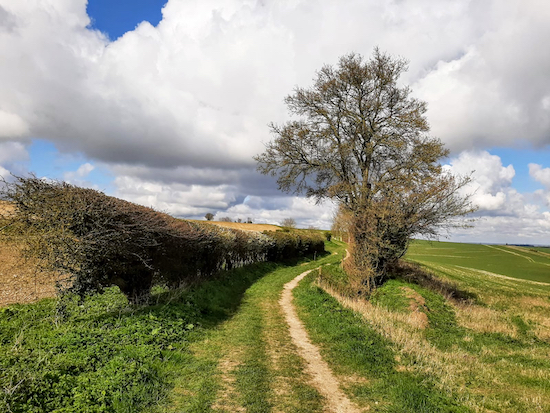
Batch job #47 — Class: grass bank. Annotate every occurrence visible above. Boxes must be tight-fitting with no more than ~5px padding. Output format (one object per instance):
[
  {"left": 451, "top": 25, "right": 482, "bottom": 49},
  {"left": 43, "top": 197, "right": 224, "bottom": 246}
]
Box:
[
  {"left": 312, "top": 240, "right": 550, "bottom": 412},
  {"left": 0, "top": 257, "right": 291, "bottom": 412},
  {"left": 0, "top": 240, "right": 340, "bottom": 412},
  {"left": 4, "top": 238, "right": 548, "bottom": 412}
]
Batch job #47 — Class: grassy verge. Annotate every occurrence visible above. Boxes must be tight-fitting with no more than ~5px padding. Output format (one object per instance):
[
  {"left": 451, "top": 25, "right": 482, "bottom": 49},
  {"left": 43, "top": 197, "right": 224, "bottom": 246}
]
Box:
[
  {"left": 0, "top": 259, "right": 288, "bottom": 412},
  {"left": 294, "top": 272, "right": 470, "bottom": 412},
  {"left": 306, "top": 241, "right": 550, "bottom": 412}
]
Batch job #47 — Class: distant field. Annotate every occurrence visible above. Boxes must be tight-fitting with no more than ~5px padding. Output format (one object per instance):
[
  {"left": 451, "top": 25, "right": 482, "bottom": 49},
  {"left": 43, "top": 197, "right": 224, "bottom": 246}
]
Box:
[
  {"left": 0, "top": 240, "right": 65, "bottom": 306},
  {"left": 407, "top": 239, "right": 550, "bottom": 284},
  {"left": 0, "top": 200, "right": 13, "bottom": 215},
  {"left": 191, "top": 220, "right": 281, "bottom": 232},
  {"left": 529, "top": 246, "right": 550, "bottom": 255}
]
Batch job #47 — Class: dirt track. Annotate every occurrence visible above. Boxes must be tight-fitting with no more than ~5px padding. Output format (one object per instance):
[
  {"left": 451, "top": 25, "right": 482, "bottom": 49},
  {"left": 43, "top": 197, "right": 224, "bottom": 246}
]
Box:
[{"left": 280, "top": 268, "right": 362, "bottom": 413}]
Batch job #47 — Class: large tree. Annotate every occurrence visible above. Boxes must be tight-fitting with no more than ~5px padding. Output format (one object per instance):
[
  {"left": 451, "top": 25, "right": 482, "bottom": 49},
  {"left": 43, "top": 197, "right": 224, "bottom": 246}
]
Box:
[{"left": 255, "top": 49, "right": 474, "bottom": 292}]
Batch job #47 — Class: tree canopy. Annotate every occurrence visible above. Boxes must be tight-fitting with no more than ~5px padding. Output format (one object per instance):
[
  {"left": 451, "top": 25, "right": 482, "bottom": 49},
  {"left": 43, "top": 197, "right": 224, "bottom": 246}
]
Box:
[
  {"left": 256, "top": 49, "right": 474, "bottom": 291},
  {"left": 280, "top": 217, "right": 297, "bottom": 228}
]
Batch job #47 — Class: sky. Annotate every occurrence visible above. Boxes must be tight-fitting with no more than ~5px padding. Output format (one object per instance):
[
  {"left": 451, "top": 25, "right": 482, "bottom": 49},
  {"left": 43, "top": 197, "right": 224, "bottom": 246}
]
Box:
[{"left": 0, "top": 0, "right": 549, "bottom": 244}]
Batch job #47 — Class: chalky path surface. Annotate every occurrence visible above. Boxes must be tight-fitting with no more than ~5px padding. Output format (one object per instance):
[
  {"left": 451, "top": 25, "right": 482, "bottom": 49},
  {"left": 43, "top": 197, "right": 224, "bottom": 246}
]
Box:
[{"left": 280, "top": 268, "right": 362, "bottom": 413}]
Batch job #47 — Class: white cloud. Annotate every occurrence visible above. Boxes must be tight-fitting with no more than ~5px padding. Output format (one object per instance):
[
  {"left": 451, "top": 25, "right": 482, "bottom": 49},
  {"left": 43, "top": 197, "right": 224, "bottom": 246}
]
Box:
[
  {"left": 0, "top": 110, "right": 28, "bottom": 138},
  {"left": 221, "top": 196, "right": 336, "bottom": 229},
  {"left": 414, "top": 1, "right": 550, "bottom": 152},
  {"left": 0, "top": 141, "right": 29, "bottom": 179},
  {"left": 1, "top": 0, "right": 550, "bottom": 241},
  {"left": 529, "top": 163, "right": 550, "bottom": 188},
  {"left": 113, "top": 174, "right": 240, "bottom": 216},
  {"left": 111, "top": 174, "right": 335, "bottom": 228},
  {"left": 449, "top": 213, "right": 550, "bottom": 245},
  {"left": 443, "top": 151, "right": 550, "bottom": 244},
  {"left": 2, "top": 0, "right": 549, "bottom": 169},
  {"left": 63, "top": 162, "right": 95, "bottom": 185},
  {"left": 445, "top": 150, "right": 516, "bottom": 212},
  {"left": 530, "top": 163, "right": 550, "bottom": 208}
]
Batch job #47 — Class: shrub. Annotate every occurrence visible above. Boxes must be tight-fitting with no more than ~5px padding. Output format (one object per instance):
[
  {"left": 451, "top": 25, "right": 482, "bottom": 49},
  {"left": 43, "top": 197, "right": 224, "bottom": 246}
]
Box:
[{"left": 1, "top": 176, "right": 324, "bottom": 304}]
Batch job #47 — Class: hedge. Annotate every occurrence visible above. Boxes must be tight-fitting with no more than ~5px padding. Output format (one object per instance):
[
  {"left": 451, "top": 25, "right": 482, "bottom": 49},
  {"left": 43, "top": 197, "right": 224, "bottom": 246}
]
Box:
[{"left": 0, "top": 175, "right": 324, "bottom": 303}]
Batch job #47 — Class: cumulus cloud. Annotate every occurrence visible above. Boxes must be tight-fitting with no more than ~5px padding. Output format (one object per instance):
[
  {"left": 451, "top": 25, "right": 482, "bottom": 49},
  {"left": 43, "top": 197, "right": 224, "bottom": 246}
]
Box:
[
  {"left": 414, "top": 1, "right": 550, "bottom": 151},
  {"left": 220, "top": 196, "right": 336, "bottom": 229},
  {"left": 63, "top": 162, "right": 95, "bottom": 186},
  {"left": 1, "top": 0, "right": 549, "bottom": 235},
  {"left": 3, "top": 0, "right": 549, "bottom": 168},
  {"left": 113, "top": 174, "right": 241, "bottom": 216},
  {"left": 0, "top": 141, "right": 29, "bottom": 179},
  {"left": 111, "top": 172, "right": 335, "bottom": 228},
  {"left": 445, "top": 150, "right": 516, "bottom": 213},
  {"left": 444, "top": 151, "right": 550, "bottom": 244},
  {"left": 529, "top": 163, "right": 550, "bottom": 188},
  {"left": 529, "top": 163, "right": 550, "bottom": 208}
]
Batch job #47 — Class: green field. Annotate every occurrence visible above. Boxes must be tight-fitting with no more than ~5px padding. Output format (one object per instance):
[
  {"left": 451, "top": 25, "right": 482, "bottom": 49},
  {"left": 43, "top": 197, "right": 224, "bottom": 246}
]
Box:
[
  {"left": 407, "top": 240, "right": 550, "bottom": 284},
  {"left": 530, "top": 246, "right": 550, "bottom": 254}
]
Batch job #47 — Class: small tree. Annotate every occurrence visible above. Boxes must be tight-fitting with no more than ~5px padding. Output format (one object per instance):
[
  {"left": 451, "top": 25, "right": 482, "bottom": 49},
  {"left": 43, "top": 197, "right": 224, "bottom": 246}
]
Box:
[
  {"left": 205, "top": 212, "right": 214, "bottom": 221},
  {"left": 256, "top": 49, "right": 474, "bottom": 292},
  {"left": 220, "top": 217, "right": 233, "bottom": 222},
  {"left": 280, "top": 217, "right": 297, "bottom": 228}
]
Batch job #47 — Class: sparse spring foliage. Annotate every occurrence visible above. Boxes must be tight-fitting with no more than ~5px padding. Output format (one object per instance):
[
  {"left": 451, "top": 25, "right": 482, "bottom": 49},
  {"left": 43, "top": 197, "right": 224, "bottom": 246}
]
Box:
[
  {"left": 280, "top": 217, "right": 297, "bottom": 228},
  {"left": 256, "top": 49, "right": 474, "bottom": 292}
]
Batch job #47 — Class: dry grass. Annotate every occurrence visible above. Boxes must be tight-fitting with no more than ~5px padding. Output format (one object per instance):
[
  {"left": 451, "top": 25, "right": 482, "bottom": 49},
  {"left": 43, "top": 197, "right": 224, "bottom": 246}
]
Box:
[
  {"left": 191, "top": 220, "right": 281, "bottom": 232},
  {"left": 1, "top": 202, "right": 64, "bottom": 306},
  {"left": 318, "top": 282, "right": 484, "bottom": 410},
  {"left": 0, "top": 200, "right": 14, "bottom": 214},
  {"left": 454, "top": 304, "right": 517, "bottom": 337},
  {"left": 211, "top": 355, "right": 246, "bottom": 413},
  {"left": 401, "top": 287, "right": 429, "bottom": 329}
]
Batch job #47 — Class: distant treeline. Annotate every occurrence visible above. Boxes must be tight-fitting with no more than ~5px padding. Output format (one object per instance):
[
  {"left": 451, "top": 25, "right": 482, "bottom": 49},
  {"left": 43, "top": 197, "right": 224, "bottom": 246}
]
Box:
[{"left": 0, "top": 175, "right": 324, "bottom": 303}]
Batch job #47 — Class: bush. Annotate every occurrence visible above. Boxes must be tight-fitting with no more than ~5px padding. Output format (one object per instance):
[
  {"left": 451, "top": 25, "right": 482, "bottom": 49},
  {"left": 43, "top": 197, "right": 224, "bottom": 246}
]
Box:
[
  {"left": 324, "top": 231, "right": 332, "bottom": 241},
  {"left": 264, "top": 230, "right": 324, "bottom": 261},
  {"left": 0, "top": 176, "right": 324, "bottom": 304}
]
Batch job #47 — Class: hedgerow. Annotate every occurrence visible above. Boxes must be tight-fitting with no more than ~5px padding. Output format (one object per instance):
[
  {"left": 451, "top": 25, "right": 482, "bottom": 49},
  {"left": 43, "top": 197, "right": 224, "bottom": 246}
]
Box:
[{"left": 0, "top": 175, "right": 324, "bottom": 304}]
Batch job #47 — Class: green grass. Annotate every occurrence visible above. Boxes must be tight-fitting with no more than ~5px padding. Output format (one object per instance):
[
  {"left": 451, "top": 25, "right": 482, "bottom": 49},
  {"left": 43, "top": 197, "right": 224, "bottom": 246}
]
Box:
[
  {"left": 0, "top": 258, "right": 295, "bottom": 412},
  {"left": 5, "top": 237, "right": 550, "bottom": 412},
  {"left": 0, "top": 243, "right": 345, "bottom": 412},
  {"left": 369, "top": 279, "right": 412, "bottom": 312},
  {"left": 407, "top": 239, "right": 550, "bottom": 283},
  {"left": 162, "top": 242, "right": 347, "bottom": 412},
  {"left": 528, "top": 246, "right": 550, "bottom": 254},
  {"left": 383, "top": 240, "right": 550, "bottom": 411},
  {"left": 293, "top": 273, "right": 469, "bottom": 412}
]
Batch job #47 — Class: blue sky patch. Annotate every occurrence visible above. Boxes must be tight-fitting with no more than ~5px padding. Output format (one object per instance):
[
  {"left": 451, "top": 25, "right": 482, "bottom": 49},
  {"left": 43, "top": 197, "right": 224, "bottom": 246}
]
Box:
[{"left": 87, "top": 0, "right": 167, "bottom": 40}]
